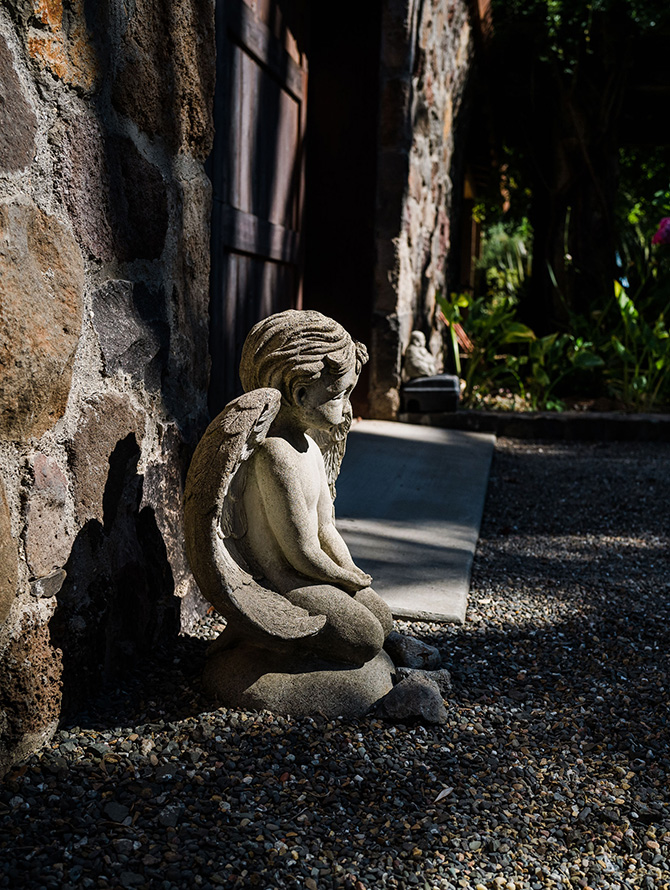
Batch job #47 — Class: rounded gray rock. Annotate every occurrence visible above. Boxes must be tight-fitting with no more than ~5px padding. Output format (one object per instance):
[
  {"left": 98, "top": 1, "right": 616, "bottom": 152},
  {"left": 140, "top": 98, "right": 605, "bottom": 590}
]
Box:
[
  {"left": 375, "top": 673, "right": 448, "bottom": 724},
  {"left": 383, "top": 630, "right": 442, "bottom": 669}
]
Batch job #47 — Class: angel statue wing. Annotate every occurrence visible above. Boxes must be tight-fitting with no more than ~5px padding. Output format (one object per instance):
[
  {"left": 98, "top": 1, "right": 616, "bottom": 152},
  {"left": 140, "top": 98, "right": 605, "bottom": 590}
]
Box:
[
  {"left": 307, "top": 401, "right": 353, "bottom": 502},
  {"left": 184, "top": 388, "right": 326, "bottom": 644}
]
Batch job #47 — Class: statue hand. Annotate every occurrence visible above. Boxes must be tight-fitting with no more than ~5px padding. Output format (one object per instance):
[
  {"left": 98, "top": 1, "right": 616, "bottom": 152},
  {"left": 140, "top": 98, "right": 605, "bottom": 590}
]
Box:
[{"left": 341, "top": 568, "right": 372, "bottom": 593}]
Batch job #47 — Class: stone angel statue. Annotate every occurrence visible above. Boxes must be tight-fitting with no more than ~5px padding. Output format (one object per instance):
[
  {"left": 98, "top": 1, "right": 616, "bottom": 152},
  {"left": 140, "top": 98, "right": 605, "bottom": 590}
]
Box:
[
  {"left": 403, "top": 330, "right": 437, "bottom": 380},
  {"left": 184, "top": 311, "right": 394, "bottom": 714}
]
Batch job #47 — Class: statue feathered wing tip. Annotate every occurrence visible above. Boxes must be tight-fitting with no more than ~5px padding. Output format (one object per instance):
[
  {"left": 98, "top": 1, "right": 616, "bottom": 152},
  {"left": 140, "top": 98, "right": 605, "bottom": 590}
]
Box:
[{"left": 184, "top": 388, "right": 326, "bottom": 643}]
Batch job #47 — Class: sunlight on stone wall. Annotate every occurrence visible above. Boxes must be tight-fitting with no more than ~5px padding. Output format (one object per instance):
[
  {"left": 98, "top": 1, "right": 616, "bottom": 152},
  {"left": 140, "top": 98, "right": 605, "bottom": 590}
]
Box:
[
  {"left": 370, "top": 0, "right": 473, "bottom": 419},
  {"left": 0, "top": 0, "right": 215, "bottom": 774}
]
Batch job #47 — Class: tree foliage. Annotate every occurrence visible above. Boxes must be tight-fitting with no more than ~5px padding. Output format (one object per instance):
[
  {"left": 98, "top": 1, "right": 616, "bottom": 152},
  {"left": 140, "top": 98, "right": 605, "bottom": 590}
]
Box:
[{"left": 483, "top": 0, "right": 670, "bottom": 330}]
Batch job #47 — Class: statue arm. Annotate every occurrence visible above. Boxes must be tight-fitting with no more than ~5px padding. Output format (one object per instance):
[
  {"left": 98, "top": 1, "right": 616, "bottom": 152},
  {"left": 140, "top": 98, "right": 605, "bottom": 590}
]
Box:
[
  {"left": 255, "top": 444, "right": 367, "bottom": 593},
  {"left": 319, "top": 523, "right": 360, "bottom": 570},
  {"left": 317, "top": 491, "right": 371, "bottom": 586}
]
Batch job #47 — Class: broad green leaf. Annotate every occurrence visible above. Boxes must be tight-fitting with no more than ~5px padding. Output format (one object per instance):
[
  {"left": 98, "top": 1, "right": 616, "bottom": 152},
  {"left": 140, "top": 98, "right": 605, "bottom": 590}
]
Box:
[
  {"left": 611, "top": 336, "right": 633, "bottom": 361},
  {"left": 500, "top": 323, "right": 537, "bottom": 343},
  {"left": 572, "top": 350, "right": 605, "bottom": 369}
]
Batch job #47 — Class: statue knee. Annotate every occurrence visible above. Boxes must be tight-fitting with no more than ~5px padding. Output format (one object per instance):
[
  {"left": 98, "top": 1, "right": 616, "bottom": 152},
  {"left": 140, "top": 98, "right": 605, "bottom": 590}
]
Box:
[
  {"left": 333, "top": 606, "right": 384, "bottom": 665},
  {"left": 284, "top": 584, "right": 385, "bottom": 666},
  {"left": 354, "top": 587, "right": 393, "bottom": 637}
]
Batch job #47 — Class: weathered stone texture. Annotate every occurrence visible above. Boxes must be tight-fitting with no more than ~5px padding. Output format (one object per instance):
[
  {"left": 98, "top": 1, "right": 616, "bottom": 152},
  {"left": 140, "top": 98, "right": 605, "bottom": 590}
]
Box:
[
  {"left": 56, "top": 114, "right": 115, "bottom": 261},
  {"left": 0, "top": 33, "right": 37, "bottom": 172},
  {"left": 168, "top": 167, "right": 212, "bottom": 405},
  {"left": 50, "top": 427, "right": 180, "bottom": 712},
  {"left": 12, "top": 0, "right": 101, "bottom": 93},
  {"left": 395, "top": 665, "right": 452, "bottom": 694},
  {"left": 112, "top": 0, "right": 215, "bottom": 160},
  {"left": 397, "top": 0, "right": 472, "bottom": 308},
  {"left": 142, "top": 423, "right": 194, "bottom": 605},
  {"left": 0, "top": 481, "right": 18, "bottom": 626},
  {"left": 384, "top": 630, "right": 442, "bottom": 669},
  {"left": 91, "top": 280, "right": 164, "bottom": 382},
  {"left": 375, "top": 673, "right": 449, "bottom": 724},
  {"left": 56, "top": 120, "right": 169, "bottom": 262},
  {"left": 0, "top": 200, "right": 84, "bottom": 441},
  {"left": 24, "top": 454, "right": 74, "bottom": 579},
  {"left": 69, "top": 394, "right": 145, "bottom": 525},
  {"left": 30, "top": 569, "right": 67, "bottom": 600},
  {"left": 0, "top": 619, "right": 62, "bottom": 774},
  {"left": 0, "top": 0, "right": 213, "bottom": 774},
  {"left": 107, "top": 135, "right": 169, "bottom": 261}
]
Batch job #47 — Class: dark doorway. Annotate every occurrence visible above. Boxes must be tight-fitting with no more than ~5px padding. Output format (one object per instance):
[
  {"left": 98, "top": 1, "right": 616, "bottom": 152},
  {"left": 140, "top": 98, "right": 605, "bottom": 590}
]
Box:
[{"left": 301, "top": 1, "right": 382, "bottom": 417}]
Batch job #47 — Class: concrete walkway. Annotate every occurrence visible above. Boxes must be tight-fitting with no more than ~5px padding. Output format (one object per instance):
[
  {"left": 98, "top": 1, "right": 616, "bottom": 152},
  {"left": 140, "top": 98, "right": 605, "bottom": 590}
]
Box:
[{"left": 335, "top": 419, "right": 495, "bottom": 624}]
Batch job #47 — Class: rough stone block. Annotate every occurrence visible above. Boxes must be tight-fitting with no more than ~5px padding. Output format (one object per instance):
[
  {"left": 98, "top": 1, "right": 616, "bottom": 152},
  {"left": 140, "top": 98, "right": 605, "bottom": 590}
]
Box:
[
  {"left": 0, "top": 200, "right": 84, "bottom": 441},
  {"left": 142, "top": 422, "right": 193, "bottom": 604},
  {"left": 0, "top": 620, "right": 62, "bottom": 777},
  {"left": 21, "top": 0, "right": 100, "bottom": 93},
  {"left": 56, "top": 114, "right": 115, "bottom": 262},
  {"left": 91, "top": 280, "right": 164, "bottom": 382},
  {"left": 0, "top": 33, "right": 37, "bottom": 172},
  {"left": 0, "top": 480, "right": 18, "bottom": 625},
  {"left": 69, "top": 394, "right": 144, "bottom": 525},
  {"left": 56, "top": 122, "right": 168, "bottom": 263},
  {"left": 111, "top": 0, "right": 214, "bottom": 160},
  {"left": 395, "top": 666, "right": 452, "bottom": 695},
  {"left": 24, "top": 454, "right": 74, "bottom": 579},
  {"left": 30, "top": 569, "right": 67, "bottom": 600},
  {"left": 384, "top": 630, "right": 442, "bottom": 669},
  {"left": 107, "top": 135, "right": 168, "bottom": 262}
]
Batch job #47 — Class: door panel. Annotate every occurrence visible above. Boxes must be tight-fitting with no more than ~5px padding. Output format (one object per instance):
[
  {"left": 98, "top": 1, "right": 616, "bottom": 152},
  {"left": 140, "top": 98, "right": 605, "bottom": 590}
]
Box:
[{"left": 209, "top": 0, "right": 307, "bottom": 413}]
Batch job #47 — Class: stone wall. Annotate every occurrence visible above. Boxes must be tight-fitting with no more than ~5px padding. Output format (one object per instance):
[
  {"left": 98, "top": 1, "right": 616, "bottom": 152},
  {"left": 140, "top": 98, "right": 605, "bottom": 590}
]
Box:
[
  {"left": 0, "top": 0, "right": 214, "bottom": 774},
  {"left": 370, "top": 0, "right": 474, "bottom": 418}
]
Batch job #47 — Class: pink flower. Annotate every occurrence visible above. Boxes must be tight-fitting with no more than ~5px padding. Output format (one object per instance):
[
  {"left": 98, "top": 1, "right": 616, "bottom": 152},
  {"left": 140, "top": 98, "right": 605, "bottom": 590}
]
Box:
[{"left": 652, "top": 217, "right": 670, "bottom": 245}]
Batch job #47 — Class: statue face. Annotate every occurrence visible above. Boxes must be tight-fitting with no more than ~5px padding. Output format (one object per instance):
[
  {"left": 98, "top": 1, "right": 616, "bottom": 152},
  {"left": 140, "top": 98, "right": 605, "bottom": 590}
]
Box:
[{"left": 296, "top": 366, "right": 358, "bottom": 431}]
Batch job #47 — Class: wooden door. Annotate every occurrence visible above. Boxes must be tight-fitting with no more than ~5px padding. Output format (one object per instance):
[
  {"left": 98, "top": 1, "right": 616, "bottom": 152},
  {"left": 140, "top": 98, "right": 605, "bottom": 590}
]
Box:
[{"left": 209, "top": 0, "right": 308, "bottom": 413}]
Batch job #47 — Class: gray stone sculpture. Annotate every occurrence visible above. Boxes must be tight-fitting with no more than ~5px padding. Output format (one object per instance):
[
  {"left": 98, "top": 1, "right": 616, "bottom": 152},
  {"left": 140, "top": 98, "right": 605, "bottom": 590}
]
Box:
[
  {"left": 403, "top": 330, "right": 437, "bottom": 380},
  {"left": 184, "top": 310, "right": 395, "bottom": 715}
]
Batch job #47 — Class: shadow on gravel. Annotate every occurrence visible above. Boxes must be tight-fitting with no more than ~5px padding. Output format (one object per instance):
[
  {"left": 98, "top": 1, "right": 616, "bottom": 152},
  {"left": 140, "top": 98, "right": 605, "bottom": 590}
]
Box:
[
  {"left": 427, "top": 440, "right": 670, "bottom": 767},
  {"left": 433, "top": 612, "right": 669, "bottom": 763},
  {"left": 482, "top": 440, "right": 670, "bottom": 541},
  {"left": 61, "top": 632, "right": 211, "bottom": 732}
]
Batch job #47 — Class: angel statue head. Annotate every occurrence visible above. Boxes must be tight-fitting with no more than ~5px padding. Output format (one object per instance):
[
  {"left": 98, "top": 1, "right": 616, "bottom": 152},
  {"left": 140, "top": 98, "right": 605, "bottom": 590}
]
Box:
[{"left": 239, "top": 310, "right": 368, "bottom": 434}]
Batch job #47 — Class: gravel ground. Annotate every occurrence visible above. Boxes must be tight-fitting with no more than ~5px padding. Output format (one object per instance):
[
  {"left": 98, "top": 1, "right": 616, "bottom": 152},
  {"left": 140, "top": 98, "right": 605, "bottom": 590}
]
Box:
[{"left": 2, "top": 438, "right": 669, "bottom": 890}]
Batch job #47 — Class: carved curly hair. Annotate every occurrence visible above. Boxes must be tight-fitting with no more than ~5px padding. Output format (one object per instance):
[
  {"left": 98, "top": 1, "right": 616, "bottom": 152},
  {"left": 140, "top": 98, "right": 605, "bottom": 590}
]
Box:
[{"left": 239, "top": 310, "right": 368, "bottom": 399}]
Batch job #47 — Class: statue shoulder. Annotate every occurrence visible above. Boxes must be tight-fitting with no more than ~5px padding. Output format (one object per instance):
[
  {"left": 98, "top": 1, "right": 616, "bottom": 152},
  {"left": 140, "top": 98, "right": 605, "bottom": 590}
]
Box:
[{"left": 253, "top": 434, "right": 303, "bottom": 476}]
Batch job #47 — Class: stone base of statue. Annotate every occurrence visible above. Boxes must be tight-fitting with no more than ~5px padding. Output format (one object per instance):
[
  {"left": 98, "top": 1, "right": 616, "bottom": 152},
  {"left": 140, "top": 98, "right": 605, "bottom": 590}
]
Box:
[{"left": 203, "top": 643, "right": 395, "bottom": 717}]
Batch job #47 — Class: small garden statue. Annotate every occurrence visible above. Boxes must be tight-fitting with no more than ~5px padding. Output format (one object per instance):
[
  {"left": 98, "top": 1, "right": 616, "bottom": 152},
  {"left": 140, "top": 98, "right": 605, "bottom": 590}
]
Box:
[
  {"left": 403, "top": 330, "right": 437, "bottom": 380},
  {"left": 184, "top": 310, "right": 395, "bottom": 715}
]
